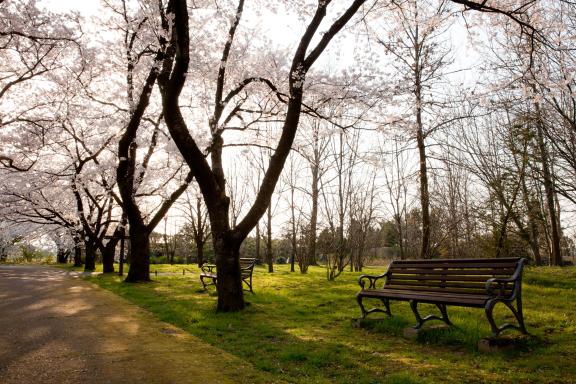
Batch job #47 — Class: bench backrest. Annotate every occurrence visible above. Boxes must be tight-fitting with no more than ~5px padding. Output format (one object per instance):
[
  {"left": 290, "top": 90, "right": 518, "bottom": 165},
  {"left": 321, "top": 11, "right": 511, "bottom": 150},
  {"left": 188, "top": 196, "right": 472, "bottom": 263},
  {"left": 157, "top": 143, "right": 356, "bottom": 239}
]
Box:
[
  {"left": 240, "top": 258, "right": 256, "bottom": 276},
  {"left": 384, "top": 258, "right": 523, "bottom": 297}
]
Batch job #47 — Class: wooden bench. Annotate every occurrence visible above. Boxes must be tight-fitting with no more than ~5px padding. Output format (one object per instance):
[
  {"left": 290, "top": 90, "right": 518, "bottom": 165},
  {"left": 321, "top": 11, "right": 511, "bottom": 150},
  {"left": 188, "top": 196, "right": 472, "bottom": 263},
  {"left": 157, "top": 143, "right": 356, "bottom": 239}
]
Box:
[
  {"left": 200, "top": 258, "right": 256, "bottom": 293},
  {"left": 356, "top": 257, "right": 528, "bottom": 337}
]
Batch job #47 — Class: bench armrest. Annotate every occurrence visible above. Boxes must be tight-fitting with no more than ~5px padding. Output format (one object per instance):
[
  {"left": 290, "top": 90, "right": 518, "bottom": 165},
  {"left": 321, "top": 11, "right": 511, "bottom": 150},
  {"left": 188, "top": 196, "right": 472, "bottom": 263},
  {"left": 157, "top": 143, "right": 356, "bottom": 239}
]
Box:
[
  {"left": 201, "top": 264, "right": 216, "bottom": 273},
  {"left": 358, "top": 272, "right": 389, "bottom": 289},
  {"left": 485, "top": 277, "right": 515, "bottom": 298},
  {"left": 485, "top": 258, "right": 526, "bottom": 299}
]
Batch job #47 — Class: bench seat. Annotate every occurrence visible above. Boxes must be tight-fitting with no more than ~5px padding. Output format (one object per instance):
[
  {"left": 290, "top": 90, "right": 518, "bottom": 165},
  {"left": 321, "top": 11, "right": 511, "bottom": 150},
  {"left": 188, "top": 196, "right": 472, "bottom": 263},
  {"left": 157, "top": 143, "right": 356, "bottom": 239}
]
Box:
[{"left": 359, "top": 288, "right": 489, "bottom": 307}]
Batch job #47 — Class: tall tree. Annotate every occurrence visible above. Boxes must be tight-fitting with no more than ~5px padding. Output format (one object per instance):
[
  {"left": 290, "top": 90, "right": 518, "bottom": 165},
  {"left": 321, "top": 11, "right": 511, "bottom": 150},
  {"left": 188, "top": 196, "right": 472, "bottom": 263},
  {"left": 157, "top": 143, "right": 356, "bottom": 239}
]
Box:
[
  {"left": 158, "top": 0, "right": 369, "bottom": 310},
  {"left": 373, "top": 0, "right": 455, "bottom": 259}
]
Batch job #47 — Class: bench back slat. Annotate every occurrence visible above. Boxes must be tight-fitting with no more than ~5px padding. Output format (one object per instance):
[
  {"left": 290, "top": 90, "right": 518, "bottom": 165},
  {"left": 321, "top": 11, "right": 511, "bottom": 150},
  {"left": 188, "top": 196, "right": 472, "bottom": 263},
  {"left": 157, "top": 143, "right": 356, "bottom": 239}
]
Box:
[
  {"left": 383, "top": 285, "right": 492, "bottom": 296},
  {"left": 388, "top": 268, "right": 515, "bottom": 276},
  {"left": 389, "top": 274, "right": 508, "bottom": 282},
  {"left": 240, "top": 258, "right": 255, "bottom": 266},
  {"left": 390, "top": 261, "right": 518, "bottom": 269},
  {"left": 239, "top": 258, "right": 256, "bottom": 277},
  {"left": 384, "top": 257, "right": 522, "bottom": 297}
]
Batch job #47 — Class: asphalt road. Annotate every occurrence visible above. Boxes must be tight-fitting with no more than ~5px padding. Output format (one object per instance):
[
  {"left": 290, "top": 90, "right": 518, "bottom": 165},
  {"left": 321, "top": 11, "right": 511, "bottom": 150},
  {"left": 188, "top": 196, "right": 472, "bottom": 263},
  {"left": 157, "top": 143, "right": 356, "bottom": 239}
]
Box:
[{"left": 0, "top": 265, "right": 277, "bottom": 384}]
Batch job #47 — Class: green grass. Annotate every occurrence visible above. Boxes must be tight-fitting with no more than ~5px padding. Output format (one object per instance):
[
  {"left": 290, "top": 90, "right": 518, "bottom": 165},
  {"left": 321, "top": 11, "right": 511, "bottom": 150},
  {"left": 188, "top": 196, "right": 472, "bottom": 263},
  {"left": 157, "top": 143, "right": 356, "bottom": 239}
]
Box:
[{"left": 70, "top": 263, "right": 576, "bottom": 383}]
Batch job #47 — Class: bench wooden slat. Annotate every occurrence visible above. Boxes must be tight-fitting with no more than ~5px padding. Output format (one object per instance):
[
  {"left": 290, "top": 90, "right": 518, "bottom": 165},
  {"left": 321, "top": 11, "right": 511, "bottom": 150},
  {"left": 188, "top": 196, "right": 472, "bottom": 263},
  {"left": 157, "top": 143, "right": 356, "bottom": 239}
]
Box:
[
  {"left": 391, "top": 257, "right": 520, "bottom": 264},
  {"left": 385, "top": 285, "right": 509, "bottom": 296},
  {"left": 390, "top": 262, "right": 518, "bottom": 269},
  {"left": 387, "top": 277, "right": 512, "bottom": 288},
  {"left": 388, "top": 274, "right": 507, "bottom": 282},
  {"left": 388, "top": 267, "right": 515, "bottom": 275},
  {"left": 387, "top": 280, "right": 487, "bottom": 289},
  {"left": 360, "top": 289, "right": 488, "bottom": 306},
  {"left": 376, "top": 288, "right": 489, "bottom": 300},
  {"left": 362, "top": 288, "right": 489, "bottom": 300}
]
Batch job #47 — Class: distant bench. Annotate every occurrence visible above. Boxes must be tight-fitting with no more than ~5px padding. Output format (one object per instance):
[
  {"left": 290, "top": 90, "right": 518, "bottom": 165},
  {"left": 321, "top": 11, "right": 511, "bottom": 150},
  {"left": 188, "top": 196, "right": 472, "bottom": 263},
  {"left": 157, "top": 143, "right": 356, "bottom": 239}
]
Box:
[
  {"left": 356, "top": 257, "right": 528, "bottom": 337},
  {"left": 200, "top": 258, "right": 256, "bottom": 293}
]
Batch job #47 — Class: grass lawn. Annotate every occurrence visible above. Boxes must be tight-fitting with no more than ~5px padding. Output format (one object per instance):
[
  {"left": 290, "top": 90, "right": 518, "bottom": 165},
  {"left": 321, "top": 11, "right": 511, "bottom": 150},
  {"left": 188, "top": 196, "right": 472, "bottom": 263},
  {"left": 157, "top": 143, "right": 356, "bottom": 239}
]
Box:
[{"left": 74, "top": 263, "right": 575, "bottom": 383}]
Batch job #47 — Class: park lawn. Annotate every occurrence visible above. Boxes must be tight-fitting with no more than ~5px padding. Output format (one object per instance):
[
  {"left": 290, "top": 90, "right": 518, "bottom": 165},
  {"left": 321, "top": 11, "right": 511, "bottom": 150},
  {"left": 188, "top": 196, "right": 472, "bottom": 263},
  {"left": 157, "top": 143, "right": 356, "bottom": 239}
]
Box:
[{"left": 77, "top": 264, "right": 575, "bottom": 384}]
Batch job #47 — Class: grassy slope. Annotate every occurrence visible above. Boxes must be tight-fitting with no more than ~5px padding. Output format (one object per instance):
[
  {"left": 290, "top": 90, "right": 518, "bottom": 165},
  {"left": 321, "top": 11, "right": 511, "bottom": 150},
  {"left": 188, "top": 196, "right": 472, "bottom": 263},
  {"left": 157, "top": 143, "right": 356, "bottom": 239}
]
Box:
[{"left": 77, "top": 264, "right": 575, "bottom": 384}]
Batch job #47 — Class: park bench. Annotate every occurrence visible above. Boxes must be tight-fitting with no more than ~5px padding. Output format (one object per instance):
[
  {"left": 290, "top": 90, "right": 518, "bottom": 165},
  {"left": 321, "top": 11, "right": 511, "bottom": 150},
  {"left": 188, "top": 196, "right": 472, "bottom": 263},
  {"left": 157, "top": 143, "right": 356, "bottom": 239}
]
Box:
[
  {"left": 200, "top": 257, "right": 256, "bottom": 293},
  {"left": 356, "top": 257, "right": 528, "bottom": 337}
]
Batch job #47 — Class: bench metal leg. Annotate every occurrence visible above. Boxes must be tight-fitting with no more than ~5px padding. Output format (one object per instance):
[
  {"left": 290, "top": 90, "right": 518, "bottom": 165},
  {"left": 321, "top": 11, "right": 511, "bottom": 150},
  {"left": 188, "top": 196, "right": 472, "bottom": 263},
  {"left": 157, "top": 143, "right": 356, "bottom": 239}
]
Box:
[
  {"left": 243, "top": 275, "right": 253, "bottom": 293},
  {"left": 381, "top": 298, "right": 391, "bottom": 316},
  {"left": 357, "top": 295, "right": 392, "bottom": 319},
  {"left": 200, "top": 275, "right": 216, "bottom": 290},
  {"left": 410, "top": 300, "right": 424, "bottom": 329},
  {"left": 410, "top": 301, "right": 452, "bottom": 329},
  {"left": 437, "top": 304, "right": 452, "bottom": 326},
  {"left": 200, "top": 275, "right": 208, "bottom": 290},
  {"left": 357, "top": 295, "right": 367, "bottom": 319},
  {"left": 515, "top": 295, "right": 527, "bottom": 334},
  {"left": 485, "top": 297, "right": 528, "bottom": 338}
]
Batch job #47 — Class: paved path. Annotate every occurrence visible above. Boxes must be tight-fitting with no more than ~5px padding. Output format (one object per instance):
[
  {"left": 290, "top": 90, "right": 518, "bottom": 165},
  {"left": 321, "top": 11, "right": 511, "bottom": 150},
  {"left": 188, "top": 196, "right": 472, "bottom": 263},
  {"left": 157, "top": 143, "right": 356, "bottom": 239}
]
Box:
[{"left": 0, "top": 265, "right": 279, "bottom": 384}]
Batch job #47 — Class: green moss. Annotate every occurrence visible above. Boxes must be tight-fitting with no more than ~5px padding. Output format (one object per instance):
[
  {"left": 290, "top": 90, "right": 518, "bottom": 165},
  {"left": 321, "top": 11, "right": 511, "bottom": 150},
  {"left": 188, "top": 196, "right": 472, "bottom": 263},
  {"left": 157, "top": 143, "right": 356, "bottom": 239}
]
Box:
[{"left": 83, "top": 264, "right": 576, "bottom": 383}]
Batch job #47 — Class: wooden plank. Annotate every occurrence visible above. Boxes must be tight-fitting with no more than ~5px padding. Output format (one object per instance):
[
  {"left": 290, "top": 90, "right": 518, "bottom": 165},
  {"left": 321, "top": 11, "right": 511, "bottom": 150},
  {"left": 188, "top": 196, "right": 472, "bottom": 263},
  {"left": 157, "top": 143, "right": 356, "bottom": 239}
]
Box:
[
  {"left": 391, "top": 257, "right": 520, "bottom": 265},
  {"left": 384, "top": 284, "right": 511, "bottom": 296},
  {"left": 374, "top": 288, "right": 489, "bottom": 300},
  {"left": 359, "top": 289, "right": 488, "bottom": 306},
  {"left": 386, "top": 279, "right": 491, "bottom": 290},
  {"left": 389, "top": 262, "right": 518, "bottom": 269},
  {"left": 387, "top": 279, "right": 513, "bottom": 290},
  {"left": 388, "top": 268, "right": 515, "bottom": 276},
  {"left": 389, "top": 275, "right": 506, "bottom": 282}
]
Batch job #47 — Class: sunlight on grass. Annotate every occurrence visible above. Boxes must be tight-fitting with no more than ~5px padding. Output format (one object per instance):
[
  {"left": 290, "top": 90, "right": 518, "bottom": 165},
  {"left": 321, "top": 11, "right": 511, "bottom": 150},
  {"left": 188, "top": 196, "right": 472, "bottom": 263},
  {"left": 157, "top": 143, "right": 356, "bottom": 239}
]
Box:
[{"left": 79, "top": 263, "right": 576, "bottom": 383}]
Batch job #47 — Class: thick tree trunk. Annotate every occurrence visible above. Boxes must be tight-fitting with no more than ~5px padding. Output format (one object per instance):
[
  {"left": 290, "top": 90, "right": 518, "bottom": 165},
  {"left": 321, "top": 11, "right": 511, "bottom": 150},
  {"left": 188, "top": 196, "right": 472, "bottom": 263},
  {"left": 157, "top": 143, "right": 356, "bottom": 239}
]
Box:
[
  {"left": 84, "top": 243, "right": 97, "bottom": 271},
  {"left": 102, "top": 237, "right": 119, "bottom": 273},
  {"left": 125, "top": 225, "right": 151, "bottom": 282},
  {"left": 73, "top": 242, "right": 82, "bottom": 267},
  {"left": 56, "top": 247, "right": 70, "bottom": 263},
  {"left": 214, "top": 231, "right": 244, "bottom": 311}
]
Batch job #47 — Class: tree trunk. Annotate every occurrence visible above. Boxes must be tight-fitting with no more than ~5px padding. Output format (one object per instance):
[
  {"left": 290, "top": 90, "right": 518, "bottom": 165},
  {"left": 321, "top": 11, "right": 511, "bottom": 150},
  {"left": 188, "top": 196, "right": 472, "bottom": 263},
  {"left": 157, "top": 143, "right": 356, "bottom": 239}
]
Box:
[
  {"left": 213, "top": 230, "right": 244, "bottom": 311},
  {"left": 522, "top": 178, "right": 542, "bottom": 265},
  {"left": 56, "top": 247, "right": 69, "bottom": 264},
  {"left": 395, "top": 214, "right": 405, "bottom": 260},
  {"left": 84, "top": 243, "right": 97, "bottom": 271},
  {"left": 252, "top": 223, "right": 259, "bottom": 262},
  {"left": 102, "top": 237, "right": 120, "bottom": 273},
  {"left": 290, "top": 188, "right": 296, "bottom": 273},
  {"left": 73, "top": 237, "right": 82, "bottom": 267},
  {"left": 536, "top": 119, "right": 562, "bottom": 266},
  {"left": 415, "top": 97, "right": 430, "bottom": 259},
  {"left": 196, "top": 239, "right": 204, "bottom": 267},
  {"left": 102, "top": 246, "right": 115, "bottom": 273},
  {"left": 266, "top": 202, "right": 273, "bottom": 273},
  {"left": 308, "top": 157, "right": 319, "bottom": 266},
  {"left": 125, "top": 225, "right": 151, "bottom": 282}
]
